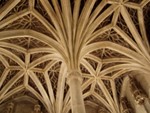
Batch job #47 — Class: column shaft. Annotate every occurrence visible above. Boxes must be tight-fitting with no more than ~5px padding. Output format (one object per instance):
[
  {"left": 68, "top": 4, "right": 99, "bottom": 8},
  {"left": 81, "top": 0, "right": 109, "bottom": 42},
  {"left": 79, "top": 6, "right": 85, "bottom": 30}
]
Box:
[{"left": 67, "top": 71, "right": 86, "bottom": 113}]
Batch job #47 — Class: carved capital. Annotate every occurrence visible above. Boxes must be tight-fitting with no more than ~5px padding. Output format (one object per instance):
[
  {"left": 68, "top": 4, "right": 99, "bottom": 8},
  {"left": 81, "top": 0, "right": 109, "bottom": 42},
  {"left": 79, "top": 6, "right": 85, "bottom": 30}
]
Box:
[{"left": 67, "top": 70, "right": 83, "bottom": 85}]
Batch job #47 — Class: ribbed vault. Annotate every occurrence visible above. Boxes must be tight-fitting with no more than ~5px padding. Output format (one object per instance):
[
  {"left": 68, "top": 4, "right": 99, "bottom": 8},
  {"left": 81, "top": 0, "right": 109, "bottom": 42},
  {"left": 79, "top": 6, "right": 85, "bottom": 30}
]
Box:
[{"left": 0, "top": 0, "right": 150, "bottom": 113}]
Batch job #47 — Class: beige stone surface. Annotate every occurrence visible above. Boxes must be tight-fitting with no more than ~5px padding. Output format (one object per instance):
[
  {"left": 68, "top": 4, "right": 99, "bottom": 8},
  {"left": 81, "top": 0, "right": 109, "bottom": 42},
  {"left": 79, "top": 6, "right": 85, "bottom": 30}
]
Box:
[{"left": 0, "top": 0, "right": 150, "bottom": 113}]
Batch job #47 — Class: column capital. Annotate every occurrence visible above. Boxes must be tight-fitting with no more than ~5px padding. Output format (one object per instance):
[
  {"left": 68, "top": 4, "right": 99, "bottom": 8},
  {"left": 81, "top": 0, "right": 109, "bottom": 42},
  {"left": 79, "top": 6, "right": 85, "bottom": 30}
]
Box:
[{"left": 67, "top": 70, "right": 83, "bottom": 85}]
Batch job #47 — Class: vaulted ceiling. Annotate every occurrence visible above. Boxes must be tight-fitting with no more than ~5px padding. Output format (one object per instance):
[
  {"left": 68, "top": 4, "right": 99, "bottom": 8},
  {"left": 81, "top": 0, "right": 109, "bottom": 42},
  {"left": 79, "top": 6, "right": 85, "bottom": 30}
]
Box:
[{"left": 0, "top": 0, "right": 150, "bottom": 113}]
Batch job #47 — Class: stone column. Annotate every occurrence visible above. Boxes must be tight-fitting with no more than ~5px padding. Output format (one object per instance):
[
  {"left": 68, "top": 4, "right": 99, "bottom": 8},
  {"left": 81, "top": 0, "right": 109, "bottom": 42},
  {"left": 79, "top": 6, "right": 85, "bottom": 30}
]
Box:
[
  {"left": 144, "top": 98, "right": 150, "bottom": 113},
  {"left": 67, "top": 70, "right": 86, "bottom": 113},
  {"left": 135, "top": 104, "right": 147, "bottom": 113}
]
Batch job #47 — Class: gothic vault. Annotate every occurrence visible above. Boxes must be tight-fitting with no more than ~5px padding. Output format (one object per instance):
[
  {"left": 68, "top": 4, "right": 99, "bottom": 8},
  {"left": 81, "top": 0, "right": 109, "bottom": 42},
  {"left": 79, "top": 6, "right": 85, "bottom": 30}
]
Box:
[{"left": 0, "top": 0, "right": 150, "bottom": 113}]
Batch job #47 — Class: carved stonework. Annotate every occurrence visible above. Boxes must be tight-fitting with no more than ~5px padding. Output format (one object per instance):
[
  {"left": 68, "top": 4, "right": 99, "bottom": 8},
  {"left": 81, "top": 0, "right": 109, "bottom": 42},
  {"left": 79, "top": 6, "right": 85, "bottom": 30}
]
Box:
[
  {"left": 6, "top": 102, "right": 14, "bottom": 113},
  {"left": 32, "top": 104, "right": 43, "bottom": 113},
  {"left": 121, "top": 97, "right": 133, "bottom": 113},
  {"left": 129, "top": 76, "right": 147, "bottom": 105},
  {"left": 0, "top": 0, "right": 150, "bottom": 113}
]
